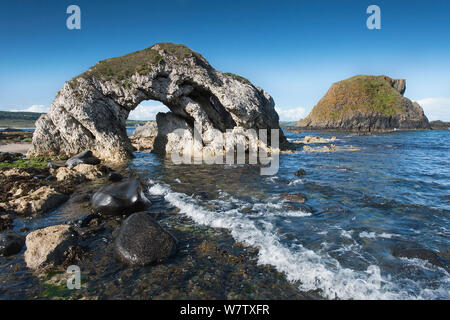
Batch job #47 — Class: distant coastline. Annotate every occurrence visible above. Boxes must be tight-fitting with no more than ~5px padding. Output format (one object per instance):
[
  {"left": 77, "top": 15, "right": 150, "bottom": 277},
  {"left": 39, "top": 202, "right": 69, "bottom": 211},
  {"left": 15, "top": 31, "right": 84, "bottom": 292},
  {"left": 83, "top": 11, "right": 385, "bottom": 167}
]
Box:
[{"left": 0, "top": 110, "right": 150, "bottom": 128}]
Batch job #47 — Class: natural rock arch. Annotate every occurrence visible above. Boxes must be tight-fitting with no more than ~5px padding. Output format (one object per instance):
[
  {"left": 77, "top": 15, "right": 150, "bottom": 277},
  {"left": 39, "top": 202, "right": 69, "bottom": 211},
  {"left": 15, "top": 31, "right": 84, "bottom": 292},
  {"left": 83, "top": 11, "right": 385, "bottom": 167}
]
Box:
[{"left": 29, "top": 43, "right": 287, "bottom": 162}]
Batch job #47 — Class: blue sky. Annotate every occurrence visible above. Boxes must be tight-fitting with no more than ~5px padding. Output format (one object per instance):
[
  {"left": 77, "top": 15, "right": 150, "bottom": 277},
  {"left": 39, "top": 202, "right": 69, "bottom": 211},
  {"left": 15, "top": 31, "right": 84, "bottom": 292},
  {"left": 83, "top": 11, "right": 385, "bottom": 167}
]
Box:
[{"left": 0, "top": 0, "right": 449, "bottom": 121}]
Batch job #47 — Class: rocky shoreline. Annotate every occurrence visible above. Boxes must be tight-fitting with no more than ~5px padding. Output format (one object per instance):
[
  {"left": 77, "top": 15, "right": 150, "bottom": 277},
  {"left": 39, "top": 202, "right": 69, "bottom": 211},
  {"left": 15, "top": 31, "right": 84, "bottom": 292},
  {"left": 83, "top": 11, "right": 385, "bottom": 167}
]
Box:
[{"left": 0, "top": 149, "right": 319, "bottom": 300}]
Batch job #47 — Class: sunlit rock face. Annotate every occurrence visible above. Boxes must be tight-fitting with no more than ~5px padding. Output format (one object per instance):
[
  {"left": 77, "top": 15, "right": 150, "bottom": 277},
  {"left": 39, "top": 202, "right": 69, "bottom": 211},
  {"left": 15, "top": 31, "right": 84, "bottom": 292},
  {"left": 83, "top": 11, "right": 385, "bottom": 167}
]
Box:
[{"left": 29, "top": 43, "right": 287, "bottom": 162}]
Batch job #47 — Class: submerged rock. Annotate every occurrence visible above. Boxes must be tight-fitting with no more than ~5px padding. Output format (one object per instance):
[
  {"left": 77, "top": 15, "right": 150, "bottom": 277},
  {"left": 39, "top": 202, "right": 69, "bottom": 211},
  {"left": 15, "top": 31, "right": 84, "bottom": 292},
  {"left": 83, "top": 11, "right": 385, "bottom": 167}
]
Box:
[
  {"left": 296, "top": 75, "right": 430, "bottom": 132},
  {"left": 91, "top": 178, "right": 151, "bottom": 216},
  {"left": 280, "top": 193, "right": 306, "bottom": 203},
  {"left": 28, "top": 42, "right": 288, "bottom": 162},
  {"left": 393, "top": 248, "right": 449, "bottom": 270},
  {"left": 66, "top": 150, "right": 100, "bottom": 167},
  {"left": 0, "top": 233, "right": 25, "bottom": 256},
  {"left": 301, "top": 136, "right": 334, "bottom": 144},
  {"left": 24, "top": 225, "right": 78, "bottom": 269},
  {"left": 0, "top": 215, "right": 13, "bottom": 231},
  {"left": 114, "top": 212, "right": 177, "bottom": 266}
]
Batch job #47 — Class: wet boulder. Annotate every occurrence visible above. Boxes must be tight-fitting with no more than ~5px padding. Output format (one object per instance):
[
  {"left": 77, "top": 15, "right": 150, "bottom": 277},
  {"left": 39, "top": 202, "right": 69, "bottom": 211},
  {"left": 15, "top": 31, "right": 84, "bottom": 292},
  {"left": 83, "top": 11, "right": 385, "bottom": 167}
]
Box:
[
  {"left": 24, "top": 224, "right": 78, "bottom": 269},
  {"left": 0, "top": 233, "right": 25, "bottom": 256},
  {"left": 91, "top": 178, "right": 151, "bottom": 216},
  {"left": 66, "top": 150, "right": 100, "bottom": 167},
  {"left": 0, "top": 215, "right": 13, "bottom": 232},
  {"left": 114, "top": 212, "right": 177, "bottom": 266}
]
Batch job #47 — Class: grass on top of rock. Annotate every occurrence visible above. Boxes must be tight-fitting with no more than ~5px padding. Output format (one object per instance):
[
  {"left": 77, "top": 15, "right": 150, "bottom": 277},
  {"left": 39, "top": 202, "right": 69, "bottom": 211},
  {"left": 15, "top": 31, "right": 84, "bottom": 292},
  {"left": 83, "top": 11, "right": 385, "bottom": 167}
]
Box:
[
  {"left": 68, "top": 43, "right": 206, "bottom": 86},
  {"left": 223, "top": 73, "right": 251, "bottom": 85},
  {"left": 308, "top": 75, "right": 404, "bottom": 121}
]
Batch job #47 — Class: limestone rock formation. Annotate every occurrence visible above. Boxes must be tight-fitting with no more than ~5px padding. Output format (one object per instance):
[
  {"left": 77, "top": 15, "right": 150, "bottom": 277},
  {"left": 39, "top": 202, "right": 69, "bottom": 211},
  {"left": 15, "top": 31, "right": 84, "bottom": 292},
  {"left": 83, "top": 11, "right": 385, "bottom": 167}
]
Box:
[
  {"left": 130, "top": 121, "right": 158, "bottom": 151},
  {"left": 29, "top": 43, "right": 287, "bottom": 162},
  {"left": 296, "top": 75, "right": 430, "bottom": 132},
  {"left": 24, "top": 225, "right": 78, "bottom": 269},
  {"left": 0, "top": 186, "right": 68, "bottom": 215},
  {"left": 53, "top": 164, "right": 106, "bottom": 182}
]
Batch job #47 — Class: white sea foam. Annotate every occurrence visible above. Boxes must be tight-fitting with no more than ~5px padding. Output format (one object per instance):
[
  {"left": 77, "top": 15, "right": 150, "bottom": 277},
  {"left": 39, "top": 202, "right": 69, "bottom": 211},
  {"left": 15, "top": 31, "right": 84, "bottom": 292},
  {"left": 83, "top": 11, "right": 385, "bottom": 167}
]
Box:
[
  {"left": 341, "top": 229, "right": 353, "bottom": 239},
  {"left": 359, "top": 231, "right": 395, "bottom": 239},
  {"left": 148, "top": 180, "right": 449, "bottom": 300},
  {"left": 288, "top": 179, "right": 303, "bottom": 186}
]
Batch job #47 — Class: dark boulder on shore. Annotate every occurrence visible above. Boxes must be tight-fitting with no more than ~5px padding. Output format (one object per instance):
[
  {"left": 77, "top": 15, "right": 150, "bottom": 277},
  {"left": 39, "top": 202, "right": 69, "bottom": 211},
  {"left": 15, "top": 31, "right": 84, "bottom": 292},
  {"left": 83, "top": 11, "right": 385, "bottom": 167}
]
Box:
[
  {"left": 66, "top": 150, "right": 101, "bottom": 167},
  {"left": 0, "top": 152, "right": 23, "bottom": 163},
  {"left": 0, "top": 233, "right": 25, "bottom": 256},
  {"left": 108, "top": 172, "right": 123, "bottom": 182},
  {"left": 91, "top": 178, "right": 151, "bottom": 216},
  {"left": 114, "top": 212, "right": 178, "bottom": 266}
]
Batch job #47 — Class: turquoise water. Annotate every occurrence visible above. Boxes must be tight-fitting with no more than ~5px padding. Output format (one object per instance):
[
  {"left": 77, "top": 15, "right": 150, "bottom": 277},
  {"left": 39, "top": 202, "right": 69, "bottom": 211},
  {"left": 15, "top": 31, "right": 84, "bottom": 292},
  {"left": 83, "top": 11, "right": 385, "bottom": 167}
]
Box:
[{"left": 131, "top": 129, "right": 450, "bottom": 299}]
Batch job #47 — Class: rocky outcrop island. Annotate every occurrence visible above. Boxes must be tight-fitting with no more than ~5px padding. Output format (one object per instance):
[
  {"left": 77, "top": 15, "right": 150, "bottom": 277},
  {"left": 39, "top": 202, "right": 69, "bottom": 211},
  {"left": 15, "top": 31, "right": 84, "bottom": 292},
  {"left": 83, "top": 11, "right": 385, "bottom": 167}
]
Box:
[
  {"left": 28, "top": 43, "right": 287, "bottom": 162},
  {"left": 296, "top": 75, "right": 431, "bottom": 132}
]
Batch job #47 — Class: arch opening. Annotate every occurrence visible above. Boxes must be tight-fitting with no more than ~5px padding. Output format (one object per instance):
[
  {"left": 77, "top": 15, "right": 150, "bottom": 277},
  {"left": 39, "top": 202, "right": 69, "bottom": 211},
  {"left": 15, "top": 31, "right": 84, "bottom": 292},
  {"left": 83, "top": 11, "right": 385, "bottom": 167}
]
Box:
[{"left": 127, "top": 100, "right": 170, "bottom": 152}]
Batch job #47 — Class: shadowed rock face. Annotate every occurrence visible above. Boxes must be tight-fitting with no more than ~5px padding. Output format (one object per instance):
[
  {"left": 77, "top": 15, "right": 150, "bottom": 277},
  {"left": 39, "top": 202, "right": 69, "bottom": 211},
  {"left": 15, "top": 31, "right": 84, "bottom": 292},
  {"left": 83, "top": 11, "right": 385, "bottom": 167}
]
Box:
[
  {"left": 296, "top": 75, "right": 430, "bottom": 132},
  {"left": 28, "top": 43, "right": 286, "bottom": 162}
]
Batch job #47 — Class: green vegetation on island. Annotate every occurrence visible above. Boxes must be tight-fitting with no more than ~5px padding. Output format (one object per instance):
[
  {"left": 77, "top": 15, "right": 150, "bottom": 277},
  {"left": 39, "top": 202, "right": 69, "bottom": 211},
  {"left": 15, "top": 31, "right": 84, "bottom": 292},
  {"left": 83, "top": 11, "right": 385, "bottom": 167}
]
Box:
[
  {"left": 296, "top": 75, "right": 430, "bottom": 131},
  {"left": 308, "top": 75, "right": 404, "bottom": 122}
]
